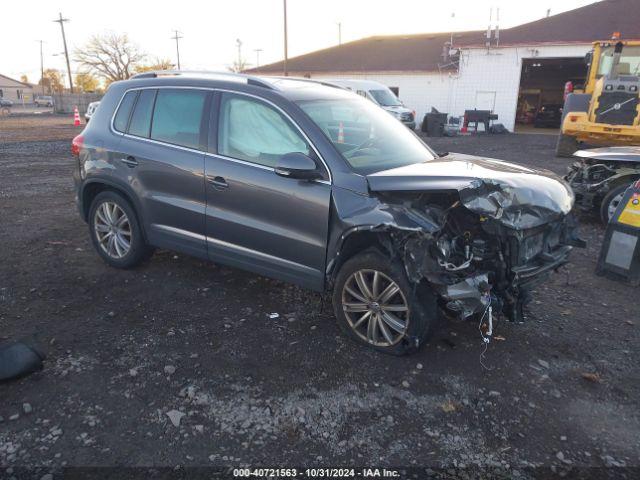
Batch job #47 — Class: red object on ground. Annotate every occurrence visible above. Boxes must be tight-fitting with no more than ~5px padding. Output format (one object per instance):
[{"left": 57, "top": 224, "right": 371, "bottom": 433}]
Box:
[
  {"left": 460, "top": 113, "right": 468, "bottom": 133},
  {"left": 73, "top": 106, "right": 81, "bottom": 127}
]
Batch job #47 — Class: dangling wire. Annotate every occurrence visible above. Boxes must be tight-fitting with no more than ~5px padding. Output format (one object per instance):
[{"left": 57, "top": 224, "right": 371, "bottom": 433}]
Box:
[{"left": 478, "top": 296, "right": 494, "bottom": 371}]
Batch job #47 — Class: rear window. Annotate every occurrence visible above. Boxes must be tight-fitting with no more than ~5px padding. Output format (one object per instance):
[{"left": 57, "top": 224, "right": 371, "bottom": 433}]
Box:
[
  {"left": 113, "top": 91, "right": 137, "bottom": 133},
  {"left": 150, "top": 89, "right": 207, "bottom": 149},
  {"left": 128, "top": 89, "right": 156, "bottom": 138}
]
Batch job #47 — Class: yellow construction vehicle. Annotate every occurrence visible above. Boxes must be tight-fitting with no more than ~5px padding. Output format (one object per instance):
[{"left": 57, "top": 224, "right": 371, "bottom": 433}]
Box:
[{"left": 557, "top": 35, "right": 640, "bottom": 157}]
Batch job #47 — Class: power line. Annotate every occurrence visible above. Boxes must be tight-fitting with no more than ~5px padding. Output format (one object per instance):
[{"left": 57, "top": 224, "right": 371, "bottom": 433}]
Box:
[
  {"left": 283, "top": 0, "right": 288, "bottom": 76},
  {"left": 254, "top": 48, "right": 263, "bottom": 68},
  {"left": 171, "top": 30, "right": 183, "bottom": 70},
  {"left": 53, "top": 13, "right": 73, "bottom": 93},
  {"left": 36, "top": 40, "right": 45, "bottom": 95}
]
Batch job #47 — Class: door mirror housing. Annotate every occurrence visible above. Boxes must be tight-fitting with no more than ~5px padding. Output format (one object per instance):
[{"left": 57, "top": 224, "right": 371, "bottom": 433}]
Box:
[{"left": 275, "top": 152, "right": 322, "bottom": 180}]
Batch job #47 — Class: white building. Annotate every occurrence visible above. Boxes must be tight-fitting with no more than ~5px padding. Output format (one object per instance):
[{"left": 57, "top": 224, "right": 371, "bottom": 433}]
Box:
[
  {"left": 0, "top": 74, "right": 36, "bottom": 104},
  {"left": 248, "top": 0, "right": 640, "bottom": 131}
]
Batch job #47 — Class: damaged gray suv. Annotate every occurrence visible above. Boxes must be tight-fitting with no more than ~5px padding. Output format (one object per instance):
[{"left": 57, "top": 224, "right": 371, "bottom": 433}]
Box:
[{"left": 73, "top": 72, "right": 582, "bottom": 355}]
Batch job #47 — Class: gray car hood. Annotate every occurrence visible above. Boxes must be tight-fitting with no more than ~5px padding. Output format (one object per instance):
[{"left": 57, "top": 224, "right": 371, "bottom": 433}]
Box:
[{"left": 366, "top": 153, "right": 574, "bottom": 229}]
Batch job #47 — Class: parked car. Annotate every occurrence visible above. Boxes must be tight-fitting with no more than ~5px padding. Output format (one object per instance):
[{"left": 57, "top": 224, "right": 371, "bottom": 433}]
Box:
[
  {"left": 0, "top": 97, "right": 14, "bottom": 107},
  {"left": 34, "top": 96, "right": 54, "bottom": 107},
  {"left": 326, "top": 79, "right": 416, "bottom": 130},
  {"left": 85, "top": 101, "right": 100, "bottom": 121},
  {"left": 72, "top": 72, "right": 582, "bottom": 355},
  {"left": 534, "top": 104, "right": 563, "bottom": 128},
  {"left": 565, "top": 146, "right": 640, "bottom": 223}
]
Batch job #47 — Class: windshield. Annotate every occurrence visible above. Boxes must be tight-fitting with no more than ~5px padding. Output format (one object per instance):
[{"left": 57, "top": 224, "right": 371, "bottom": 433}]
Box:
[
  {"left": 369, "top": 89, "right": 402, "bottom": 107},
  {"left": 297, "top": 98, "right": 436, "bottom": 175},
  {"left": 597, "top": 45, "right": 640, "bottom": 77}
]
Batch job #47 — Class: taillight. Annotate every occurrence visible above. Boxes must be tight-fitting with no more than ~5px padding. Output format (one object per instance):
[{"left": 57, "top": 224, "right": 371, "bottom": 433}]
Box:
[{"left": 72, "top": 134, "right": 84, "bottom": 156}]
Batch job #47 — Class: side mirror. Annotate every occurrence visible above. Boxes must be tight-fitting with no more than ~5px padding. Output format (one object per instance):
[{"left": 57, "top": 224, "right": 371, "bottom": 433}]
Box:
[
  {"left": 584, "top": 51, "right": 593, "bottom": 65},
  {"left": 275, "top": 152, "right": 322, "bottom": 180}
]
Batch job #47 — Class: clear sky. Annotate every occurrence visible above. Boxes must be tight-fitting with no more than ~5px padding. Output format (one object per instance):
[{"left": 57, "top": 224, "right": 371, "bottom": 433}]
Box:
[{"left": 2, "top": 0, "right": 598, "bottom": 83}]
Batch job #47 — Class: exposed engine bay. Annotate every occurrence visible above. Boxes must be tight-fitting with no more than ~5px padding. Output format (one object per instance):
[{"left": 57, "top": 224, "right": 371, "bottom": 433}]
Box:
[{"left": 373, "top": 192, "right": 581, "bottom": 323}]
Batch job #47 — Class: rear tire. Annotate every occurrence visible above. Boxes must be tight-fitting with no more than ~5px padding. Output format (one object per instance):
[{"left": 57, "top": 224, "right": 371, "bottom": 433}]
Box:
[
  {"left": 555, "top": 133, "right": 579, "bottom": 157},
  {"left": 600, "top": 183, "right": 631, "bottom": 224},
  {"left": 88, "top": 191, "right": 153, "bottom": 269},
  {"left": 332, "top": 250, "right": 437, "bottom": 355}
]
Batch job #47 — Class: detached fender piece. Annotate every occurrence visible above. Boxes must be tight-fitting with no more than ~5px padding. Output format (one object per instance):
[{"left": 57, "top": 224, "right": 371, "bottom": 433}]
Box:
[{"left": 0, "top": 341, "right": 45, "bottom": 382}]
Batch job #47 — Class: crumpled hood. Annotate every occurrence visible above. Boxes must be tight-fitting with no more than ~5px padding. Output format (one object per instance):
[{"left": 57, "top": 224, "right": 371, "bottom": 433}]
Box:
[
  {"left": 574, "top": 147, "right": 640, "bottom": 163},
  {"left": 366, "top": 152, "right": 574, "bottom": 229}
]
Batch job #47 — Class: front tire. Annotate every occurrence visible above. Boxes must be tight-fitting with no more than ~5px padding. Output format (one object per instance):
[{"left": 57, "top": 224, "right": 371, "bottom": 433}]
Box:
[
  {"left": 600, "top": 183, "right": 631, "bottom": 224},
  {"left": 555, "top": 133, "right": 579, "bottom": 157},
  {"left": 88, "top": 191, "right": 152, "bottom": 268},
  {"left": 332, "top": 250, "right": 437, "bottom": 355}
]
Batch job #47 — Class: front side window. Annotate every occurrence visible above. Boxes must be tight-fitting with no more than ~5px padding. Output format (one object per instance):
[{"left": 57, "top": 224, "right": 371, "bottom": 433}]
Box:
[
  {"left": 151, "top": 89, "right": 207, "bottom": 150},
  {"left": 218, "top": 93, "right": 309, "bottom": 168},
  {"left": 128, "top": 89, "right": 156, "bottom": 138},
  {"left": 297, "top": 97, "right": 435, "bottom": 175},
  {"left": 113, "top": 91, "right": 137, "bottom": 133}
]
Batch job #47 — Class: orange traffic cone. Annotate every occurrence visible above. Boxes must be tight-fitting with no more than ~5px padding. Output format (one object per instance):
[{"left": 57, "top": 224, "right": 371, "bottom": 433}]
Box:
[
  {"left": 337, "top": 122, "right": 345, "bottom": 143},
  {"left": 73, "top": 106, "right": 80, "bottom": 126}
]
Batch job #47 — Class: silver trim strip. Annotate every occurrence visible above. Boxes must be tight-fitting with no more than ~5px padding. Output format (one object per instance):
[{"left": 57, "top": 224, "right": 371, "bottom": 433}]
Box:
[
  {"left": 151, "top": 224, "right": 206, "bottom": 241},
  {"left": 151, "top": 223, "right": 318, "bottom": 274},
  {"left": 109, "top": 85, "right": 333, "bottom": 184},
  {"left": 206, "top": 235, "right": 317, "bottom": 273}
]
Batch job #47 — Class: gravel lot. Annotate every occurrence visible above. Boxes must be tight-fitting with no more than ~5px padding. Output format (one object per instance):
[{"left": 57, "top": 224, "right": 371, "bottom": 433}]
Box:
[{"left": 1, "top": 115, "right": 639, "bottom": 477}]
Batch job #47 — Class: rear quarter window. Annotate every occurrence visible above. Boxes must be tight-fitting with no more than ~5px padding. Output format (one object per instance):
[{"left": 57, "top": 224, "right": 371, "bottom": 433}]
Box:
[
  {"left": 128, "top": 89, "right": 156, "bottom": 138},
  {"left": 113, "top": 91, "right": 137, "bottom": 133}
]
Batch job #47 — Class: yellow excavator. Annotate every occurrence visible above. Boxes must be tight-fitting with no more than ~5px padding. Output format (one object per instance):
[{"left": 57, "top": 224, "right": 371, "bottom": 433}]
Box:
[{"left": 557, "top": 34, "right": 640, "bottom": 157}]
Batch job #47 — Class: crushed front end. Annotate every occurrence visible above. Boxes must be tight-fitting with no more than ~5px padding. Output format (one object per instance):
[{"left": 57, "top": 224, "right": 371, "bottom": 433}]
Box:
[
  {"left": 330, "top": 153, "right": 585, "bottom": 325},
  {"left": 378, "top": 194, "right": 581, "bottom": 323}
]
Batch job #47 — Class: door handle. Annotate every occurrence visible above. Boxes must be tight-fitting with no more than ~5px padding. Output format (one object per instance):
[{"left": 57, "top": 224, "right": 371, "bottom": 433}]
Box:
[
  {"left": 120, "top": 156, "right": 138, "bottom": 168},
  {"left": 208, "top": 175, "right": 229, "bottom": 190}
]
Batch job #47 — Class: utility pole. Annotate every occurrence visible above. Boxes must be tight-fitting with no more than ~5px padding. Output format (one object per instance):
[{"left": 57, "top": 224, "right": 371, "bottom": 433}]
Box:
[
  {"left": 171, "top": 30, "right": 183, "bottom": 70},
  {"left": 283, "top": 0, "right": 288, "bottom": 76},
  {"left": 53, "top": 13, "right": 73, "bottom": 93},
  {"left": 254, "top": 48, "right": 263, "bottom": 68},
  {"left": 236, "top": 38, "right": 243, "bottom": 71},
  {"left": 37, "top": 40, "right": 45, "bottom": 95},
  {"left": 337, "top": 22, "right": 342, "bottom": 45}
]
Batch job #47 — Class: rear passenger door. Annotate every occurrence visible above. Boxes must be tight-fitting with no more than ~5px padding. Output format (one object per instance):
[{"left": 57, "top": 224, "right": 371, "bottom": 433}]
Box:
[
  {"left": 204, "top": 92, "right": 331, "bottom": 290},
  {"left": 113, "top": 88, "right": 211, "bottom": 259}
]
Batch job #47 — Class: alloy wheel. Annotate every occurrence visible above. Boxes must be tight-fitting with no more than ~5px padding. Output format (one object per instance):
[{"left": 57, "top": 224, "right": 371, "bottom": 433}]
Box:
[
  {"left": 341, "top": 269, "right": 409, "bottom": 347},
  {"left": 94, "top": 202, "right": 132, "bottom": 259}
]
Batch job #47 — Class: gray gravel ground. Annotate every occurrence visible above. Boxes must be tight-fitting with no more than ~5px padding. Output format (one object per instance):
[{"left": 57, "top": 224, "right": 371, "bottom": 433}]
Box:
[{"left": 1, "top": 116, "right": 639, "bottom": 478}]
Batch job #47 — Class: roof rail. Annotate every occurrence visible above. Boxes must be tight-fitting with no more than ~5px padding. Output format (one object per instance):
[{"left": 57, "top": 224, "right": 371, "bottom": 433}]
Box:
[
  {"left": 129, "top": 70, "right": 276, "bottom": 90},
  {"left": 267, "top": 76, "right": 347, "bottom": 90}
]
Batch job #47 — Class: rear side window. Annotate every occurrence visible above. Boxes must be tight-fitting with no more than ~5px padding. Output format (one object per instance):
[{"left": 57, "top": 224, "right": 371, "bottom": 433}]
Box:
[
  {"left": 113, "top": 91, "right": 137, "bottom": 132},
  {"left": 128, "top": 89, "right": 156, "bottom": 138},
  {"left": 150, "top": 89, "right": 207, "bottom": 149}
]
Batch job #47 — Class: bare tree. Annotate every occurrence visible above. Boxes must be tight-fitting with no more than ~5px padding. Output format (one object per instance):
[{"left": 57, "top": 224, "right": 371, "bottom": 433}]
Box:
[
  {"left": 75, "top": 33, "right": 146, "bottom": 83},
  {"left": 135, "top": 58, "right": 175, "bottom": 73}
]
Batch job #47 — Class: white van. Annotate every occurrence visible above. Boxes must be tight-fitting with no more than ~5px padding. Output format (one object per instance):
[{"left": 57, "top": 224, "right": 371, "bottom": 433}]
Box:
[{"left": 326, "top": 79, "right": 416, "bottom": 129}]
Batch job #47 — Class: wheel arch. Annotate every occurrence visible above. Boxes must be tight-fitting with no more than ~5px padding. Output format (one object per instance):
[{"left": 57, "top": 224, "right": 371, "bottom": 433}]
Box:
[{"left": 81, "top": 179, "right": 148, "bottom": 242}]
